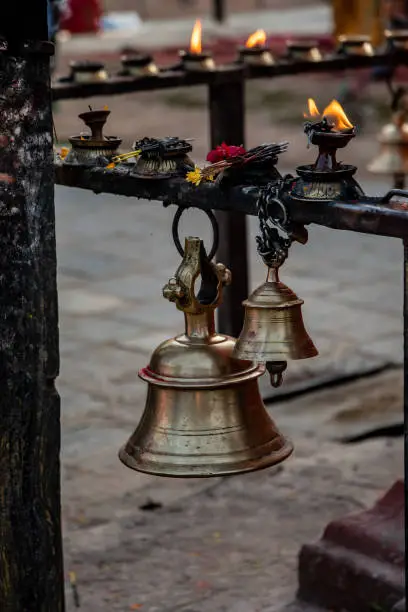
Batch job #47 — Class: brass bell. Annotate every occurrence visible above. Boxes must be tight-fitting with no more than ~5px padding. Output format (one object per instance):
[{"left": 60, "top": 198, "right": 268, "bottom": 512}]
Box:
[
  {"left": 233, "top": 266, "right": 318, "bottom": 386},
  {"left": 119, "top": 237, "right": 293, "bottom": 478}
]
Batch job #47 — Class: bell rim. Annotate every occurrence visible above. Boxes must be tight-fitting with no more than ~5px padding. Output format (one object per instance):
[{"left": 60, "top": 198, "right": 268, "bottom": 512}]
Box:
[
  {"left": 138, "top": 362, "right": 266, "bottom": 388},
  {"left": 233, "top": 345, "right": 318, "bottom": 362},
  {"left": 118, "top": 437, "right": 294, "bottom": 478},
  {"left": 242, "top": 298, "right": 304, "bottom": 309}
]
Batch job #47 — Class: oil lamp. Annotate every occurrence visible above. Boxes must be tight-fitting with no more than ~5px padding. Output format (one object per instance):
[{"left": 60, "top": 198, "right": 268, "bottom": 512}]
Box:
[
  {"left": 119, "top": 236, "right": 293, "bottom": 477},
  {"left": 238, "top": 29, "right": 275, "bottom": 66},
  {"left": 368, "top": 88, "right": 408, "bottom": 189},
  {"left": 131, "top": 136, "right": 195, "bottom": 179},
  {"left": 385, "top": 29, "right": 408, "bottom": 51},
  {"left": 120, "top": 53, "right": 158, "bottom": 77},
  {"left": 179, "top": 19, "right": 215, "bottom": 71},
  {"left": 69, "top": 60, "right": 108, "bottom": 83},
  {"left": 63, "top": 108, "right": 122, "bottom": 166},
  {"left": 337, "top": 34, "right": 374, "bottom": 56},
  {"left": 286, "top": 40, "right": 322, "bottom": 62},
  {"left": 290, "top": 98, "right": 364, "bottom": 201}
]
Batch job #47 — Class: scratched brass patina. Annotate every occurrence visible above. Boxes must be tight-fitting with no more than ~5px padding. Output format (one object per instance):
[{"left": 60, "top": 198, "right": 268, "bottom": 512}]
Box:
[
  {"left": 233, "top": 266, "right": 318, "bottom": 369},
  {"left": 119, "top": 237, "right": 293, "bottom": 478}
]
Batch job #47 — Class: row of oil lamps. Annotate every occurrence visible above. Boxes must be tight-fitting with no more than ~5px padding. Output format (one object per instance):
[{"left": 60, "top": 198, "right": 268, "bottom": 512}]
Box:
[
  {"left": 63, "top": 23, "right": 408, "bottom": 83},
  {"left": 58, "top": 92, "right": 408, "bottom": 183}
]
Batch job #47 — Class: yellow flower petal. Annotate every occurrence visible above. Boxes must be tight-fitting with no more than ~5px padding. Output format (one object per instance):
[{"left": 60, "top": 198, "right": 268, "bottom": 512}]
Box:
[
  {"left": 186, "top": 166, "right": 203, "bottom": 186},
  {"left": 106, "top": 162, "right": 116, "bottom": 169},
  {"left": 60, "top": 146, "right": 69, "bottom": 159}
]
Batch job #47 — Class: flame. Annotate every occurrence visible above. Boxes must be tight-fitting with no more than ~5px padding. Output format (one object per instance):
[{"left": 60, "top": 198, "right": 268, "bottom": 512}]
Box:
[
  {"left": 303, "top": 97, "right": 320, "bottom": 118},
  {"left": 322, "top": 99, "right": 353, "bottom": 130},
  {"left": 245, "top": 29, "right": 267, "bottom": 48},
  {"left": 190, "top": 19, "right": 202, "bottom": 54},
  {"left": 303, "top": 97, "right": 353, "bottom": 131}
]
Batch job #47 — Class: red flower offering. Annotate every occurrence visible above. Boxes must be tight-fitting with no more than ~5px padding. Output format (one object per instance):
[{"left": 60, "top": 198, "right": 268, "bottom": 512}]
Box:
[{"left": 206, "top": 142, "right": 246, "bottom": 163}]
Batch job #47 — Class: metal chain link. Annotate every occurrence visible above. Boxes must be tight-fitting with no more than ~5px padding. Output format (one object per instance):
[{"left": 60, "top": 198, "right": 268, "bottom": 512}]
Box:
[{"left": 256, "top": 178, "right": 293, "bottom": 269}]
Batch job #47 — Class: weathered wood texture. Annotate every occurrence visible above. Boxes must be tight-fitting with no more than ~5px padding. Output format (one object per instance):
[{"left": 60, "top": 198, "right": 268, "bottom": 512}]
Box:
[
  {"left": 209, "top": 75, "right": 248, "bottom": 337},
  {"left": 0, "top": 45, "right": 65, "bottom": 612}
]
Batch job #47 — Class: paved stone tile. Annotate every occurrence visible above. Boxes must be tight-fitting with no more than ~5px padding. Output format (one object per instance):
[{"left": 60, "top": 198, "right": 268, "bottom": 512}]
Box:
[
  {"left": 329, "top": 280, "right": 403, "bottom": 317},
  {"left": 60, "top": 314, "right": 140, "bottom": 346},
  {"left": 61, "top": 288, "right": 126, "bottom": 316},
  {"left": 57, "top": 246, "right": 143, "bottom": 282},
  {"left": 64, "top": 435, "right": 402, "bottom": 611},
  {"left": 91, "top": 272, "right": 170, "bottom": 302},
  {"left": 267, "top": 369, "right": 403, "bottom": 442}
]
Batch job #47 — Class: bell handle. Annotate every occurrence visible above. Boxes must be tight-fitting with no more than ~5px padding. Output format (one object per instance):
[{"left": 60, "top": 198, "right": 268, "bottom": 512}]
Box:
[{"left": 163, "top": 236, "right": 231, "bottom": 315}]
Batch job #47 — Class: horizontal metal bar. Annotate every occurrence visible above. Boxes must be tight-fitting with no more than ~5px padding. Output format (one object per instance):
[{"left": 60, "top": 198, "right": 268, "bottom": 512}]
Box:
[
  {"left": 52, "top": 50, "right": 408, "bottom": 101},
  {"left": 55, "top": 164, "right": 408, "bottom": 239},
  {"left": 52, "top": 66, "right": 245, "bottom": 101}
]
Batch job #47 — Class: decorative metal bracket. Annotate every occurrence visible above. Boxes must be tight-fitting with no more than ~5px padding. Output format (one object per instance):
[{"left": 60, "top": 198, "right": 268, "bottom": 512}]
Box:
[{"left": 256, "top": 176, "right": 308, "bottom": 269}]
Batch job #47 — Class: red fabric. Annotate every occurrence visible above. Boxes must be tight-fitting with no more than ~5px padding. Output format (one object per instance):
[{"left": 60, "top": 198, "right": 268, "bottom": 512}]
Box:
[{"left": 60, "top": 0, "right": 102, "bottom": 34}]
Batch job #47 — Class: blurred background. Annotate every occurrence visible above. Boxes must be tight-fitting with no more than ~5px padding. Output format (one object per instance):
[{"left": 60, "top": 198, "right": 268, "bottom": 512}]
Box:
[{"left": 52, "top": 2, "right": 405, "bottom": 610}]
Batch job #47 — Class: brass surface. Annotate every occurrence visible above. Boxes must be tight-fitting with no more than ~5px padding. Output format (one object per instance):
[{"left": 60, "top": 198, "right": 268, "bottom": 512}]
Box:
[
  {"left": 368, "top": 101, "right": 408, "bottom": 176},
  {"left": 119, "top": 237, "right": 293, "bottom": 477},
  {"left": 126, "top": 63, "right": 159, "bottom": 77},
  {"left": 239, "top": 47, "right": 275, "bottom": 66},
  {"left": 337, "top": 35, "right": 374, "bottom": 56},
  {"left": 286, "top": 41, "right": 322, "bottom": 62},
  {"left": 233, "top": 267, "right": 318, "bottom": 364},
  {"left": 385, "top": 29, "right": 408, "bottom": 50},
  {"left": 72, "top": 69, "right": 108, "bottom": 83}
]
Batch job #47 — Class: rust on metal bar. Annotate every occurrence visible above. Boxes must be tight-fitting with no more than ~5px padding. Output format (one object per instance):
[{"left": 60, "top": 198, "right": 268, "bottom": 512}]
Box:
[{"left": 54, "top": 163, "right": 408, "bottom": 240}]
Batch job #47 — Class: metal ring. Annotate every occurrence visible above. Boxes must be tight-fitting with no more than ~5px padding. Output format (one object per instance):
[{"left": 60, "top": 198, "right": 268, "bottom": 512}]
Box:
[{"left": 172, "top": 206, "right": 219, "bottom": 260}]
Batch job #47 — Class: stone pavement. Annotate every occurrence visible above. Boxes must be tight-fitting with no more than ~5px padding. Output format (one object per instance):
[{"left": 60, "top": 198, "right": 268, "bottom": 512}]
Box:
[{"left": 57, "top": 171, "right": 404, "bottom": 610}]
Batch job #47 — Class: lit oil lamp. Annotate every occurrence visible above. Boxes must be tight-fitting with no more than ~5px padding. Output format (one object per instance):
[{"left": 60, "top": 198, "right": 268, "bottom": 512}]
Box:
[
  {"left": 69, "top": 60, "right": 108, "bottom": 83},
  {"left": 286, "top": 40, "right": 322, "bottom": 62},
  {"left": 121, "top": 53, "right": 158, "bottom": 77},
  {"left": 337, "top": 35, "right": 374, "bottom": 57},
  {"left": 385, "top": 29, "right": 408, "bottom": 51},
  {"left": 238, "top": 29, "right": 275, "bottom": 66},
  {"left": 290, "top": 98, "right": 363, "bottom": 201},
  {"left": 179, "top": 19, "right": 215, "bottom": 71}
]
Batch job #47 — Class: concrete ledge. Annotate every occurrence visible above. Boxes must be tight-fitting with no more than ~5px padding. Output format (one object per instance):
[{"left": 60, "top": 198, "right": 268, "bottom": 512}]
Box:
[{"left": 298, "top": 481, "right": 404, "bottom": 612}]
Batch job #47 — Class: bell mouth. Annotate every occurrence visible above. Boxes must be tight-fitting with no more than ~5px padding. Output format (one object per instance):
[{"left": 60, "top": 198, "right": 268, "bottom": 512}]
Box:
[
  {"left": 119, "top": 436, "right": 294, "bottom": 478},
  {"left": 139, "top": 361, "right": 265, "bottom": 388}
]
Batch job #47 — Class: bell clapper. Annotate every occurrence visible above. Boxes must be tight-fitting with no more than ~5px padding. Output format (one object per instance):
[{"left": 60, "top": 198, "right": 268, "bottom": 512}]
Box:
[
  {"left": 233, "top": 181, "right": 318, "bottom": 378},
  {"left": 266, "top": 361, "right": 288, "bottom": 387}
]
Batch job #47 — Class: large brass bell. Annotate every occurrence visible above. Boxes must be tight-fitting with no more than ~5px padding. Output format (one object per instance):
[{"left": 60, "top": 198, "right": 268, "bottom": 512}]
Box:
[
  {"left": 233, "top": 266, "right": 318, "bottom": 386},
  {"left": 368, "top": 89, "right": 408, "bottom": 179},
  {"left": 119, "top": 237, "right": 293, "bottom": 478}
]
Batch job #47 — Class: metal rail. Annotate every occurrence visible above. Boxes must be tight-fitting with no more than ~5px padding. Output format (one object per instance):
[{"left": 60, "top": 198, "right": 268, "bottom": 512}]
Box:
[
  {"left": 52, "top": 50, "right": 408, "bottom": 101},
  {"left": 55, "top": 164, "right": 408, "bottom": 240}
]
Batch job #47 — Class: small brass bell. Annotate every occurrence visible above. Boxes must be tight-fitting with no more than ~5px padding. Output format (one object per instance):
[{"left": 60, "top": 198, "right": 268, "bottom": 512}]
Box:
[
  {"left": 233, "top": 266, "right": 318, "bottom": 386},
  {"left": 119, "top": 237, "right": 293, "bottom": 478}
]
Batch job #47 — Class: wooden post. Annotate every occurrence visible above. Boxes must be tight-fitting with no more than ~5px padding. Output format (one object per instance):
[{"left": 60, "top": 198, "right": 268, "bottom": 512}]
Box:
[
  {"left": 208, "top": 70, "right": 248, "bottom": 337},
  {"left": 212, "top": 0, "right": 226, "bottom": 22},
  {"left": 0, "top": 2, "right": 65, "bottom": 610}
]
